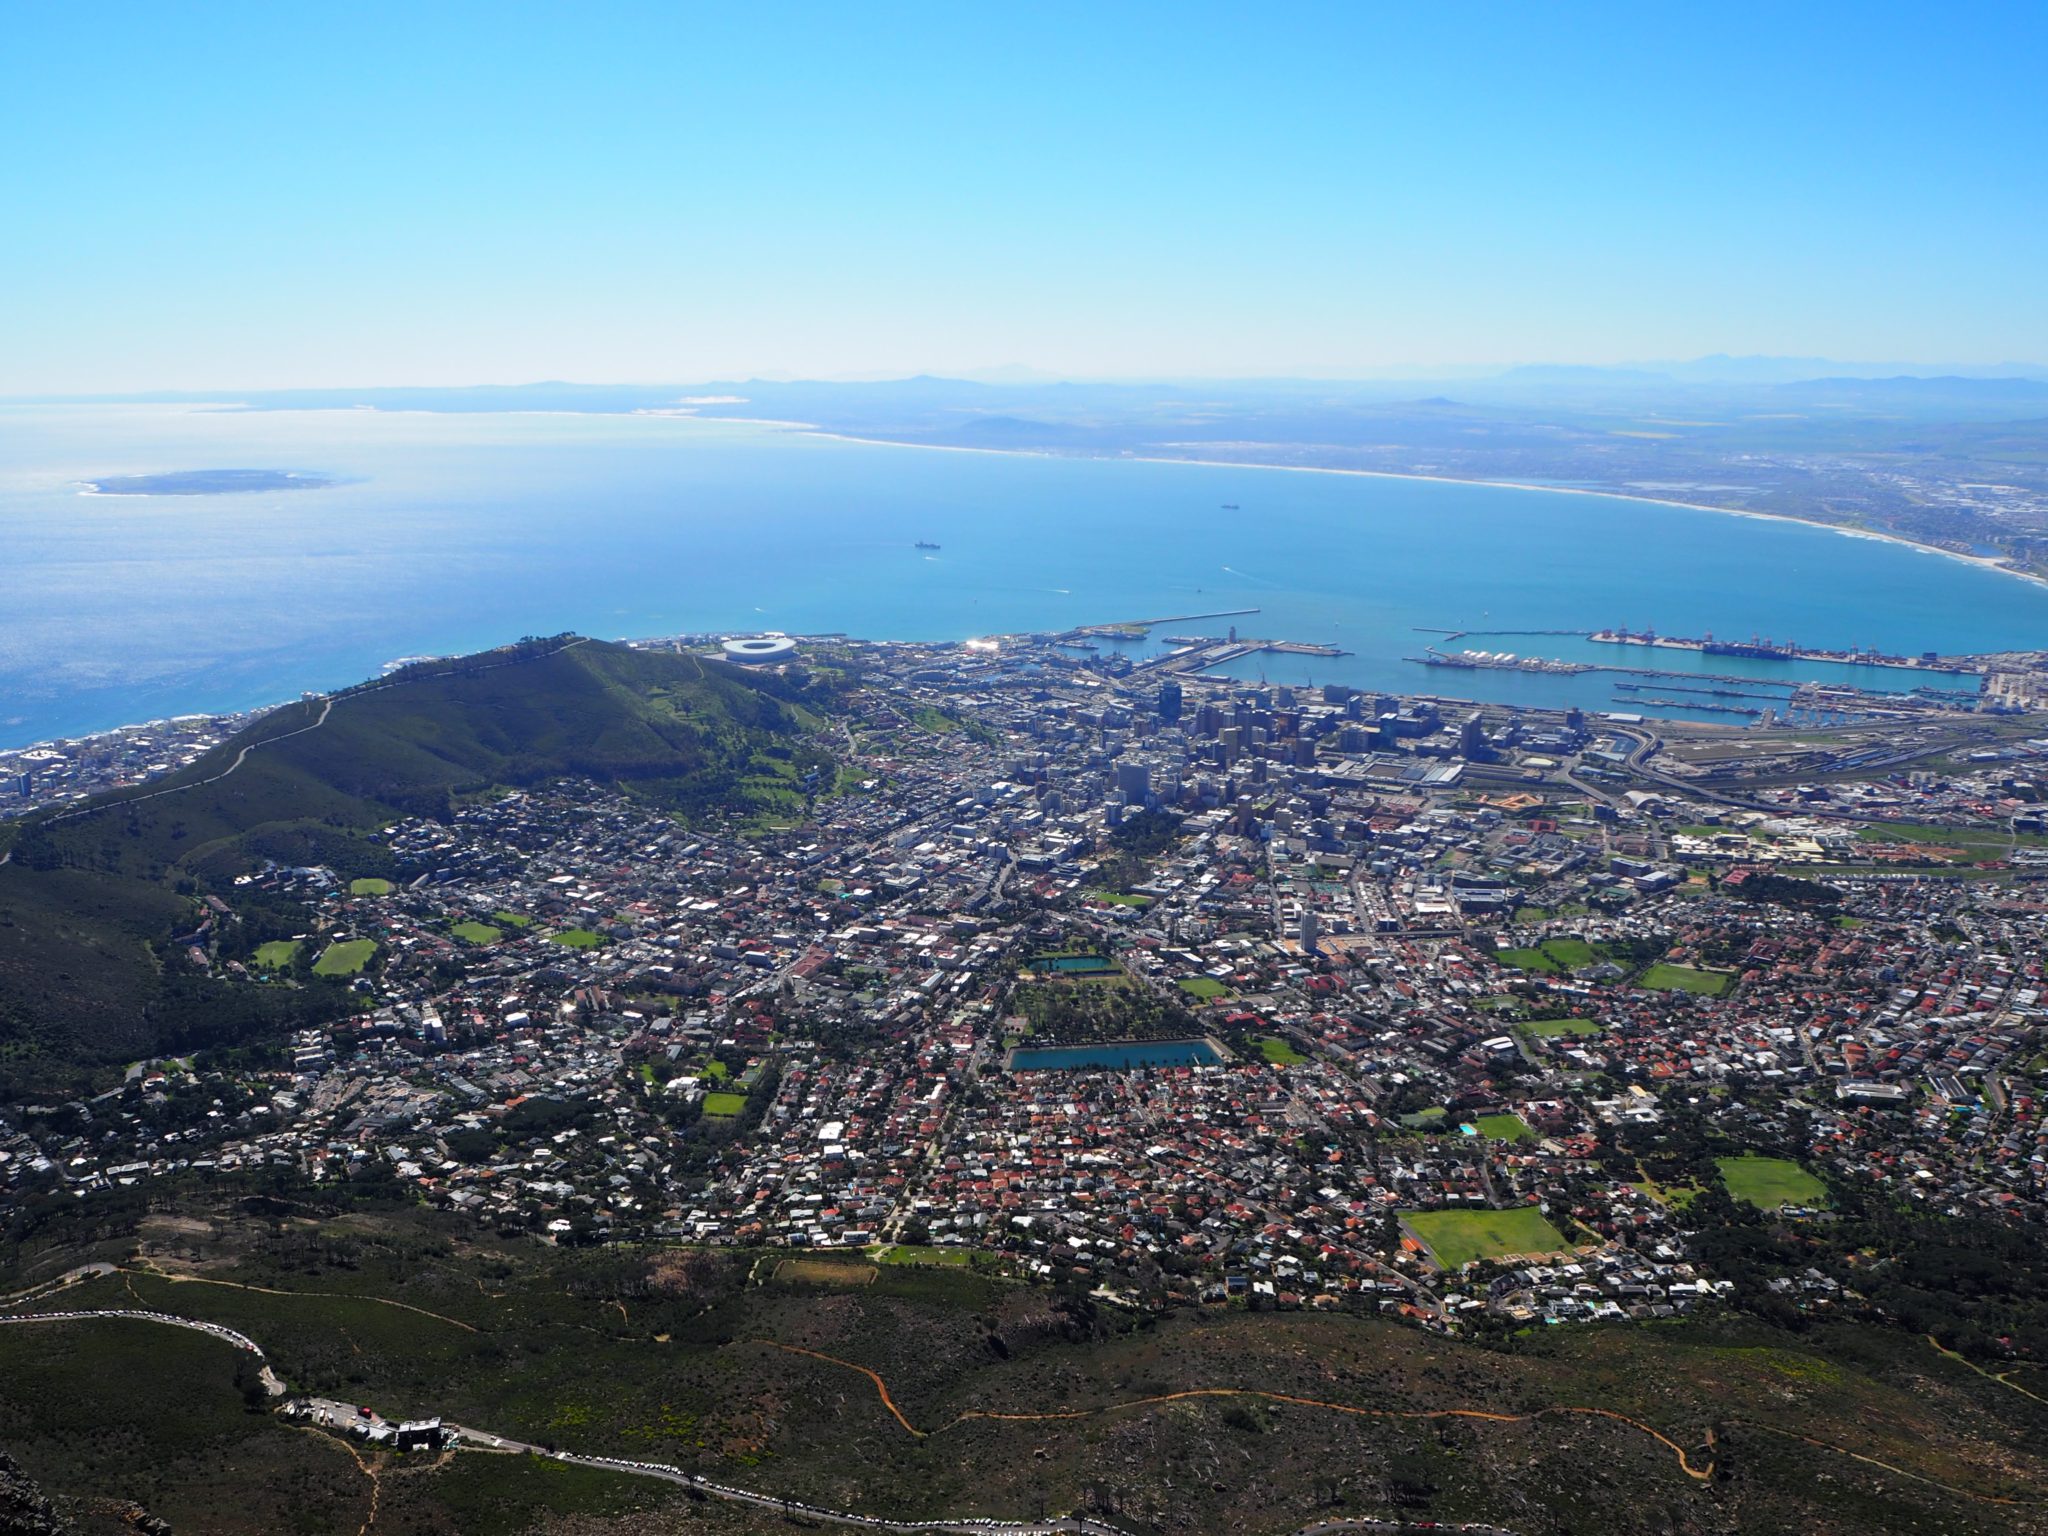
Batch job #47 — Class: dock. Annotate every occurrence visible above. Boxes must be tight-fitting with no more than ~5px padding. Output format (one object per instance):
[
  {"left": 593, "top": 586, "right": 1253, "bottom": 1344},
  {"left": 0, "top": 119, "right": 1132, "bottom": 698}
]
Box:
[
  {"left": 1072, "top": 607, "right": 1260, "bottom": 635},
  {"left": 1138, "top": 635, "right": 1349, "bottom": 675}
]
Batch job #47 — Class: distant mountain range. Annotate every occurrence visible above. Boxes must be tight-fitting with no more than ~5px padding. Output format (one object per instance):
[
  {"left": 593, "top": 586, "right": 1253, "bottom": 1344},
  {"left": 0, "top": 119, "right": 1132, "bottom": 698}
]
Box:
[{"left": 14, "top": 357, "right": 2047, "bottom": 415}]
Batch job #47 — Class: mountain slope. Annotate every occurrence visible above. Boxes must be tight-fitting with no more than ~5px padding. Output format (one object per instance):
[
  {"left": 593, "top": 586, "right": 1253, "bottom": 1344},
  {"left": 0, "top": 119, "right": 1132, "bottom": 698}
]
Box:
[{"left": 0, "top": 637, "right": 830, "bottom": 1096}]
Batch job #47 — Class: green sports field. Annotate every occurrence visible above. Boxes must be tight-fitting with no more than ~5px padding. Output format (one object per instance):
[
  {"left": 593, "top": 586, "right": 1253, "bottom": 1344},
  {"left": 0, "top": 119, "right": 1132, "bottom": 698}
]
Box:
[
  {"left": 873, "top": 1244, "right": 970, "bottom": 1267},
  {"left": 1640, "top": 963, "right": 1731, "bottom": 996},
  {"left": 311, "top": 938, "right": 376, "bottom": 976},
  {"left": 1717, "top": 1155, "right": 1828, "bottom": 1209},
  {"left": 349, "top": 877, "right": 394, "bottom": 896},
  {"left": 1472, "top": 1112, "right": 1535, "bottom": 1143},
  {"left": 1406, "top": 1206, "right": 1569, "bottom": 1270},
  {"left": 1523, "top": 1016, "right": 1599, "bottom": 1037},
  {"left": 1497, "top": 937, "right": 1600, "bottom": 973}
]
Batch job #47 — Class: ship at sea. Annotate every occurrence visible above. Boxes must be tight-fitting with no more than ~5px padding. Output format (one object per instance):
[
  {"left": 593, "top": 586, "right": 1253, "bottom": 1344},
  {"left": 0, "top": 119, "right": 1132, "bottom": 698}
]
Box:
[{"left": 914, "top": 540, "right": 940, "bottom": 550}]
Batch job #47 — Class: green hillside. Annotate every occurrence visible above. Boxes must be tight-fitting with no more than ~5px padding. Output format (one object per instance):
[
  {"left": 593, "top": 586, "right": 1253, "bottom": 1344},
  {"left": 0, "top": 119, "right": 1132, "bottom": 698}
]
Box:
[{"left": 0, "top": 637, "right": 830, "bottom": 1096}]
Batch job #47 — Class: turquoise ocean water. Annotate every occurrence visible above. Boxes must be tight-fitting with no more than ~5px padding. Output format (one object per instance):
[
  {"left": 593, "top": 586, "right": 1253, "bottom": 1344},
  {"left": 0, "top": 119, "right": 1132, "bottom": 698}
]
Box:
[{"left": 2, "top": 404, "right": 2042, "bottom": 750}]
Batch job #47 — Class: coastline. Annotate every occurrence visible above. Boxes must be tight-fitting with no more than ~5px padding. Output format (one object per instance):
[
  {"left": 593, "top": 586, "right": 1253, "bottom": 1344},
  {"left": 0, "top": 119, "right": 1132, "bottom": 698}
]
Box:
[{"left": 796, "top": 428, "right": 2048, "bottom": 594}]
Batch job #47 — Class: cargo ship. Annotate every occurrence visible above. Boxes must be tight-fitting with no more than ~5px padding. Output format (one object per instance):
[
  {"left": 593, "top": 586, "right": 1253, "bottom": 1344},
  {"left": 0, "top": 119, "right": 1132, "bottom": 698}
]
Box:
[
  {"left": 914, "top": 540, "right": 940, "bottom": 550},
  {"left": 1412, "top": 648, "right": 1589, "bottom": 675}
]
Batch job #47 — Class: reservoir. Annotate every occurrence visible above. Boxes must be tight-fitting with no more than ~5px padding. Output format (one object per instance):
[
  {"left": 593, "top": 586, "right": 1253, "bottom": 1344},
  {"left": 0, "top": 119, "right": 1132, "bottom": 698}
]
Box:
[
  {"left": 1008, "top": 1038, "right": 1226, "bottom": 1071},
  {"left": 1028, "top": 954, "right": 1117, "bottom": 974},
  {"left": 10, "top": 405, "right": 2048, "bottom": 748}
]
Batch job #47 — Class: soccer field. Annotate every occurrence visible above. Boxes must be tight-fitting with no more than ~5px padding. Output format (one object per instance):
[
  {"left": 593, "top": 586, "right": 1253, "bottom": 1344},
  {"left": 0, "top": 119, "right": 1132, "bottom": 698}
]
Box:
[
  {"left": 1717, "top": 1155, "right": 1828, "bottom": 1209},
  {"left": 1405, "top": 1206, "right": 1569, "bottom": 1269}
]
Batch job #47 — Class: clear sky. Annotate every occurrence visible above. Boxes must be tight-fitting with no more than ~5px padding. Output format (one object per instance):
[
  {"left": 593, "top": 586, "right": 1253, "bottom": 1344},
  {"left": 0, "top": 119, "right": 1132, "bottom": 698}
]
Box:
[{"left": 3, "top": 2, "right": 2043, "bottom": 391}]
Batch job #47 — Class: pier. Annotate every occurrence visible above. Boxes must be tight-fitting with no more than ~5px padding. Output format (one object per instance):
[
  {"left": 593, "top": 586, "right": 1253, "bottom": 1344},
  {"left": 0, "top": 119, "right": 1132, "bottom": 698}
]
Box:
[
  {"left": 1138, "top": 634, "right": 1349, "bottom": 676},
  {"left": 1072, "top": 607, "right": 1260, "bottom": 635},
  {"left": 1613, "top": 681, "right": 1795, "bottom": 701},
  {"left": 1409, "top": 648, "right": 1802, "bottom": 689},
  {"left": 1415, "top": 626, "right": 1588, "bottom": 644}
]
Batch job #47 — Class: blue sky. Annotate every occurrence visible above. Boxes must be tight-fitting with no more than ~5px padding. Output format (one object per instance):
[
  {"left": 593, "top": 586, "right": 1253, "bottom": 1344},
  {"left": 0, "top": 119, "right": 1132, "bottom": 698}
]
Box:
[{"left": 3, "top": 3, "right": 2043, "bottom": 390}]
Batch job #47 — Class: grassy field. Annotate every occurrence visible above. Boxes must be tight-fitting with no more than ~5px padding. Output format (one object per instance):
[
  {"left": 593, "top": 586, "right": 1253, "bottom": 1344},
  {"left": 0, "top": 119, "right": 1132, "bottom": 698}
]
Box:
[
  {"left": 1639, "top": 963, "right": 1732, "bottom": 996},
  {"left": 1719, "top": 1155, "right": 1829, "bottom": 1210},
  {"left": 1471, "top": 1112, "right": 1536, "bottom": 1143},
  {"left": 550, "top": 927, "right": 603, "bottom": 949},
  {"left": 348, "top": 876, "right": 394, "bottom": 896},
  {"left": 1179, "top": 976, "right": 1230, "bottom": 998},
  {"left": 492, "top": 909, "right": 534, "bottom": 928},
  {"left": 451, "top": 920, "right": 502, "bottom": 944},
  {"left": 1405, "top": 1205, "right": 1570, "bottom": 1269},
  {"left": 1523, "top": 1016, "right": 1600, "bottom": 1037},
  {"left": 1088, "top": 889, "right": 1153, "bottom": 906},
  {"left": 702, "top": 1091, "right": 748, "bottom": 1116},
  {"left": 251, "top": 939, "right": 300, "bottom": 969},
  {"left": 1496, "top": 937, "right": 1598, "bottom": 973},
  {"left": 310, "top": 938, "right": 376, "bottom": 976},
  {"left": 1632, "top": 1177, "right": 1701, "bottom": 1210},
  {"left": 873, "top": 1244, "right": 971, "bottom": 1267},
  {"left": 1257, "top": 1035, "right": 1306, "bottom": 1064},
  {"left": 1858, "top": 820, "right": 2046, "bottom": 848}
]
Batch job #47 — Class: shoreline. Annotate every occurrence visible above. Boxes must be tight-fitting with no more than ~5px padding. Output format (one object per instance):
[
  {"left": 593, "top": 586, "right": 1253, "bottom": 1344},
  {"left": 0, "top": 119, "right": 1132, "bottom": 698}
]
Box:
[
  {"left": 4, "top": 410, "right": 2032, "bottom": 753},
  {"left": 796, "top": 428, "right": 2048, "bottom": 594}
]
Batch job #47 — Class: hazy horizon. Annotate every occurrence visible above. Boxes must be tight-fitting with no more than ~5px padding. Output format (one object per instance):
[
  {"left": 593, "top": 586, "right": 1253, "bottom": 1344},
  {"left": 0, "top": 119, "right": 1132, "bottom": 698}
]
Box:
[{"left": 12, "top": 352, "right": 2048, "bottom": 403}]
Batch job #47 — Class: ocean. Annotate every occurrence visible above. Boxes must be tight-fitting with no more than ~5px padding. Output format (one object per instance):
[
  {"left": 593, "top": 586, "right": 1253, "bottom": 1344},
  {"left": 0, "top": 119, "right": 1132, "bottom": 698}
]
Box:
[{"left": 3, "top": 402, "right": 2043, "bottom": 750}]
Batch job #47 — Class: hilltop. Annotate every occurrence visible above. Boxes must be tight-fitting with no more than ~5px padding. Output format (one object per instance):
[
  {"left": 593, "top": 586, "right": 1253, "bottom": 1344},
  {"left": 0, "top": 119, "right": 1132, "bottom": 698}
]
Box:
[{"left": 0, "top": 638, "right": 833, "bottom": 1096}]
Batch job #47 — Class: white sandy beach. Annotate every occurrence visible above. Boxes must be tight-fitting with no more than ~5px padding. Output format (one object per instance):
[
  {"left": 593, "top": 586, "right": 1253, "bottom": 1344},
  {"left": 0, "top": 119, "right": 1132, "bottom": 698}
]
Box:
[{"left": 795, "top": 428, "right": 2047, "bottom": 594}]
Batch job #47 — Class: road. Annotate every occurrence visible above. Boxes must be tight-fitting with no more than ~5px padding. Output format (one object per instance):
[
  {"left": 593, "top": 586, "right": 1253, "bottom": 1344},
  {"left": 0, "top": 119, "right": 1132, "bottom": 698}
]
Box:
[
  {"left": 0, "top": 1262, "right": 118, "bottom": 1308},
  {"left": 34, "top": 695, "right": 336, "bottom": 831},
  {"left": 8, "top": 1310, "right": 1126, "bottom": 1534},
  {"left": 0, "top": 1305, "right": 284, "bottom": 1394},
  {"left": 18, "top": 634, "right": 595, "bottom": 839}
]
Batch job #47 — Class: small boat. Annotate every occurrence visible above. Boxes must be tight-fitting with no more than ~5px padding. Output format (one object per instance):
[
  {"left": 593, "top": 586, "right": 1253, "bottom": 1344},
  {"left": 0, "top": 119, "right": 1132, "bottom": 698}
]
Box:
[
  {"left": 1221, "top": 503, "right": 1239, "bottom": 510},
  {"left": 914, "top": 540, "right": 941, "bottom": 550}
]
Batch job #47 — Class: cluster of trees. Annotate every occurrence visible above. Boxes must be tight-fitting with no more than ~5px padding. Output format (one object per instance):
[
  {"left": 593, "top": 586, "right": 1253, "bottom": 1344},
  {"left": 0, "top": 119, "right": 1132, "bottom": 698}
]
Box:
[
  {"left": 1592, "top": 1090, "right": 2048, "bottom": 1363},
  {"left": 1009, "top": 978, "right": 1199, "bottom": 1044},
  {"left": 1728, "top": 871, "right": 1845, "bottom": 910}
]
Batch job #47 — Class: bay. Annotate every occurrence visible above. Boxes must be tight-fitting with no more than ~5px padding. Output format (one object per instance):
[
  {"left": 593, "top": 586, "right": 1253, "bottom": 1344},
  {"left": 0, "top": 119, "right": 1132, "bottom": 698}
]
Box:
[{"left": 2, "top": 403, "right": 2044, "bottom": 750}]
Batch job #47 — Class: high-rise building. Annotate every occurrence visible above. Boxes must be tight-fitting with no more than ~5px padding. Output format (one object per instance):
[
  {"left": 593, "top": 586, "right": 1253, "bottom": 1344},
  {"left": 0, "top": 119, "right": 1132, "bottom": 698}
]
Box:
[
  {"left": 1299, "top": 908, "right": 1320, "bottom": 954},
  {"left": 1114, "top": 758, "right": 1151, "bottom": 804},
  {"left": 1157, "top": 679, "right": 1183, "bottom": 722},
  {"left": 1459, "top": 711, "right": 1488, "bottom": 759}
]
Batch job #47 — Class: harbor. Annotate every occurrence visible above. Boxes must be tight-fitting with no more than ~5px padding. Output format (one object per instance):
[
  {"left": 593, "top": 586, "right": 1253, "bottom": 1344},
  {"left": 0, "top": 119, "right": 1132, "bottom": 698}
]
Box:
[{"left": 1416, "top": 624, "right": 1979, "bottom": 676}]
